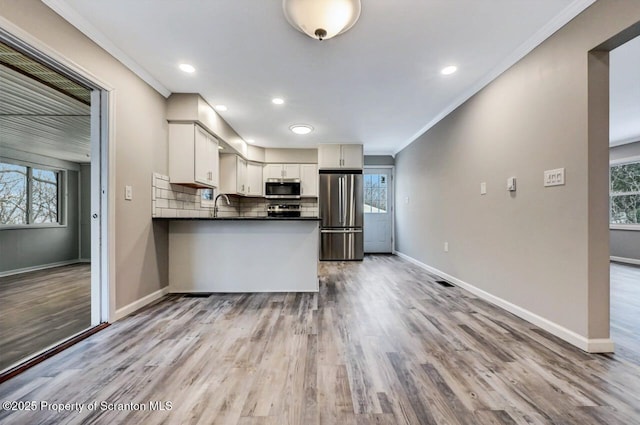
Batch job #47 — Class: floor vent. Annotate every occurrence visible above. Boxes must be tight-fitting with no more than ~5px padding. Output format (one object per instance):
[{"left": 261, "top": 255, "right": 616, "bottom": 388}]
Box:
[
  {"left": 435, "top": 280, "right": 454, "bottom": 288},
  {"left": 183, "top": 293, "right": 212, "bottom": 298}
]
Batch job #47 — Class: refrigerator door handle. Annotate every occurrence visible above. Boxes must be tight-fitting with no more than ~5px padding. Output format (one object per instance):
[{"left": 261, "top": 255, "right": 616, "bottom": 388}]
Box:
[
  {"left": 342, "top": 176, "right": 347, "bottom": 225},
  {"left": 320, "top": 228, "right": 363, "bottom": 234},
  {"left": 338, "top": 176, "right": 344, "bottom": 225}
]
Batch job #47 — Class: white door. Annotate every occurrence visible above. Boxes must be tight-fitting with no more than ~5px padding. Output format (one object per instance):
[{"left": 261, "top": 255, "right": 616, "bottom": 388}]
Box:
[
  {"left": 246, "top": 162, "right": 263, "bottom": 196},
  {"left": 364, "top": 168, "right": 393, "bottom": 253}
]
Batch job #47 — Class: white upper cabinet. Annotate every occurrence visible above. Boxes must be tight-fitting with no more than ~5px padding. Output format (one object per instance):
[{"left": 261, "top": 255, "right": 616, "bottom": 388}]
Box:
[
  {"left": 220, "top": 154, "right": 247, "bottom": 195},
  {"left": 246, "top": 162, "right": 263, "bottom": 196},
  {"left": 263, "top": 163, "right": 300, "bottom": 180},
  {"left": 318, "top": 144, "right": 363, "bottom": 170},
  {"left": 300, "top": 164, "right": 318, "bottom": 197},
  {"left": 169, "top": 123, "right": 219, "bottom": 188}
]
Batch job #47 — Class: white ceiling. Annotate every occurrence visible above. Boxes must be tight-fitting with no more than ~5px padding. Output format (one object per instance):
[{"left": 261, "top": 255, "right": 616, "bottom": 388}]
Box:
[
  {"left": 610, "top": 35, "right": 640, "bottom": 147},
  {"left": 0, "top": 65, "right": 90, "bottom": 163},
  {"left": 43, "top": 0, "right": 600, "bottom": 154}
]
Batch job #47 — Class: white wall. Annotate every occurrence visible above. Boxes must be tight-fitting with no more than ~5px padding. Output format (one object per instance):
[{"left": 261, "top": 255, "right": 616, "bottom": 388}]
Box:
[
  {"left": 395, "top": 0, "right": 640, "bottom": 349},
  {"left": 0, "top": 0, "right": 169, "bottom": 310}
]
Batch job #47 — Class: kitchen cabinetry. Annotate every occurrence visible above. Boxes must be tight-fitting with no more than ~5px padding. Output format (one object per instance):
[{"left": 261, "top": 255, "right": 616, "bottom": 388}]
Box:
[
  {"left": 246, "top": 162, "right": 263, "bottom": 196},
  {"left": 300, "top": 164, "right": 318, "bottom": 197},
  {"left": 263, "top": 163, "right": 301, "bottom": 180},
  {"left": 220, "top": 154, "right": 247, "bottom": 195},
  {"left": 169, "top": 123, "right": 219, "bottom": 187},
  {"left": 318, "top": 144, "right": 363, "bottom": 170}
]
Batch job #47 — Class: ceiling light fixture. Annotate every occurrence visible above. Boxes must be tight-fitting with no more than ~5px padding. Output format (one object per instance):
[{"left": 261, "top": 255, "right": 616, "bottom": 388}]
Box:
[
  {"left": 272, "top": 98, "right": 285, "bottom": 105},
  {"left": 246, "top": 139, "right": 255, "bottom": 144},
  {"left": 215, "top": 105, "right": 228, "bottom": 112},
  {"left": 441, "top": 65, "right": 458, "bottom": 75},
  {"left": 282, "top": 0, "right": 361, "bottom": 41},
  {"left": 289, "top": 124, "right": 313, "bottom": 135},
  {"left": 179, "top": 63, "right": 195, "bottom": 73}
]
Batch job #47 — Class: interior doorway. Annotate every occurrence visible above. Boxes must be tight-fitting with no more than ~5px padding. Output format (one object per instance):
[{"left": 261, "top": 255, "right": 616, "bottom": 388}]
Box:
[
  {"left": 608, "top": 33, "right": 640, "bottom": 363},
  {"left": 0, "top": 32, "right": 109, "bottom": 375},
  {"left": 363, "top": 167, "right": 394, "bottom": 253}
]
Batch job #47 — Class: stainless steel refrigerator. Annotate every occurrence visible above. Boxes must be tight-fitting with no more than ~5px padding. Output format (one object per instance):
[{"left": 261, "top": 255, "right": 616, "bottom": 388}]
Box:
[{"left": 319, "top": 171, "right": 364, "bottom": 260}]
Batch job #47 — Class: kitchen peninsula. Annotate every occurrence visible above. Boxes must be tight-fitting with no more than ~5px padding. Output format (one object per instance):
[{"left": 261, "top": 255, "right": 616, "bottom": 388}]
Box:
[{"left": 165, "top": 217, "right": 320, "bottom": 293}]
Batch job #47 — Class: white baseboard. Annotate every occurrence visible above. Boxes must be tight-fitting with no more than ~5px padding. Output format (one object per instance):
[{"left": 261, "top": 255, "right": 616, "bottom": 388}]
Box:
[
  {"left": 115, "top": 287, "right": 169, "bottom": 321},
  {"left": 394, "top": 251, "right": 614, "bottom": 354},
  {"left": 610, "top": 256, "right": 640, "bottom": 266},
  {"left": 0, "top": 259, "right": 84, "bottom": 278}
]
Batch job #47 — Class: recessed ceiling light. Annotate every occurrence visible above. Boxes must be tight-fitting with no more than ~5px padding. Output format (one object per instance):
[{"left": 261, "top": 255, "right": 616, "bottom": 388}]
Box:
[
  {"left": 289, "top": 124, "right": 313, "bottom": 135},
  {"left": 215, "top": 105, "right": 228, "bottom": 112},
  {"left": 272, "top": 98, "right": 285, "bottom": 105},
  {"left": 179, "top": 63, "right": 195, "bottom": 73},
  {"left": 441, "top": 65, "right": 457, "bottom": 75},
  {"left": 246, "top": 139, "right": 255, "bottom": 144}
]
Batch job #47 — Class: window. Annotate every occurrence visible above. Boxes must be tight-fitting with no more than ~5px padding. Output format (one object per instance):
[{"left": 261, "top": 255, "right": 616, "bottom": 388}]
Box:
[
  {"left": 610, "top": 160, "right": 640, "bottom": 225},
  {"left": 364, "top": 173, "right": 387, "bottom": 213},
  {"left": 0, "top": 160, "right": 62, "bottom": 226}
]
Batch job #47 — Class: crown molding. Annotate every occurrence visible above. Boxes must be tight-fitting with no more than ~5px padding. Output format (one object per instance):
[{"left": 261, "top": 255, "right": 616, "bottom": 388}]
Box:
[
  {"left": 42, "top": 0, "right": 171, "bottom": 98},
  {"left": 393, "top": 0, "right": 597, "bottom": 156}
]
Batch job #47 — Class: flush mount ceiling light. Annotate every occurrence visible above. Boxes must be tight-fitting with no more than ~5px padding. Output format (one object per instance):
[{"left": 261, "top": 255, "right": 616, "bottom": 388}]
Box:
[
  {"left": 289, "top": 124, "right": 313, "bottom": 135},
  {"left": 282, "top": 0, "right": 361, "bottom": 41},
  {"left": 246, "top": 139, "right": 255, "bottom": 144},
  {"left": 179, "top": 63, "right": 195, "bottom": 73},
  {"left": 441, "top": 65, "right": 458, "bottom": 75},
  {"left": 215, "top": 104, "right": 228, "bottom": 112},
  {"left": 272, "top": 98, "right": 285, "bottom": 105}
]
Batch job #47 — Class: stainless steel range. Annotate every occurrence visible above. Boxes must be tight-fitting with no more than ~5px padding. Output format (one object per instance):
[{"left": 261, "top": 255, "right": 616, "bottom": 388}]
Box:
[{"left": 267, "top": 203, "right": 301, "bottom": 218}]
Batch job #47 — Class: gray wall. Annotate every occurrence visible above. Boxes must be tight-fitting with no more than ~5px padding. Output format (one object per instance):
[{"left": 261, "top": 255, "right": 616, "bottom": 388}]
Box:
[
  {"left": 610, "top": 140, "right": 640, "bottom": 261},
  {"left": 1, "top": 0, "right": 170, "bottom": 311},
  {"left": 364, "top": 155, "right": 395, "bottom": 166},
  {"left": 79, "top": 163, "right": 91, "bottom": 261},
  {"left": 395, "top": 0, "right": 640, "bottom": 342},
  {"left": 0, "top": 168, "right": 79, "bottom": 273}
]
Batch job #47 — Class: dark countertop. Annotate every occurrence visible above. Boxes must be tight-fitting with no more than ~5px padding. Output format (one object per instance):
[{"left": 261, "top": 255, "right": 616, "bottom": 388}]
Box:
[{"left": 153, "top": 216, "right": 321, "bottom": 221}]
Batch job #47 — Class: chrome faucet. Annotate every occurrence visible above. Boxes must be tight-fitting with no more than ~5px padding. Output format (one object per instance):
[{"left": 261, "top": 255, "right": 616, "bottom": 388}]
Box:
[{"left": 213, "top": 193, "right": 230, "bottom": 218}]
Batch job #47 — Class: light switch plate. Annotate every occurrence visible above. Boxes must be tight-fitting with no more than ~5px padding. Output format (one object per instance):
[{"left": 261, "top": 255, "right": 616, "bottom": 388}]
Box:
[
  {"left": 444, "top": 242, "right": 449, "bottom": 252},
  {"left": 480, "top": 182, "right": 487, "bottom": 195},
  {"left": 507, "top": 176, "right": 516, "bottom": 191},
  {"left": 125, "top": 185, "right": 133, "bottom": 200},
  {"left": 544, "top": 168, "right": 565, "bottom": 187}
]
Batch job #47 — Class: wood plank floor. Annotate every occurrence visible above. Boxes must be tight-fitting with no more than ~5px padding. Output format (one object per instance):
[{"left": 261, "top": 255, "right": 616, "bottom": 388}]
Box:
[
  {"left": 0, "top": 255, "right": 639, "bottom": 424},
  {"left": 610, "top": 262, "right": 640, "bottom": 365},
  {"left": 0, "top": 264, "right": 91, "bottom": 371}
]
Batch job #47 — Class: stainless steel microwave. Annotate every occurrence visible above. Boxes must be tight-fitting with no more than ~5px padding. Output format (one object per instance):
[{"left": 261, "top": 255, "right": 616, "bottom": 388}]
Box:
[{"left": 265, "top": 179, "right": 301, "bottom": 199}]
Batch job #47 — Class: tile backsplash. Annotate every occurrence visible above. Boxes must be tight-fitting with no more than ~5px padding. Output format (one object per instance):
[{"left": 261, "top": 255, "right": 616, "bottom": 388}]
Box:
[{"left": 152, "top": 173, "right": 318, "bottom": 218}]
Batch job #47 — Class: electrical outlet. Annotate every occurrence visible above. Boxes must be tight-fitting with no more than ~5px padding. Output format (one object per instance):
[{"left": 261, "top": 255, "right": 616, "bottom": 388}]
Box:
[
  {"left": 444, "top": 242, "right": 449, "bottom": 252},
  {"left": 125, "top": 185, "right": 133, "bottom": 200}
]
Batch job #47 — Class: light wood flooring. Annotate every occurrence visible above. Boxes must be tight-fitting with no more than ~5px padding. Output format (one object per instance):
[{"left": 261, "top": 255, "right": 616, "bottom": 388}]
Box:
[
  {"left": 0, "top": 256, "right": 639, "bottom": 424},
  {"left": 610, "top": 262, "right": 640, "bottom": 365},
  {"left": 0, "top": 263, "right": 91, "bottom": 371}
]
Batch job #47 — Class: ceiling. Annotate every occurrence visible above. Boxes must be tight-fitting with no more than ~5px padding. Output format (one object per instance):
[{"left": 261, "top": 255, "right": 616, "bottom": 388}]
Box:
[
  {"left": 610, "top": 35, "right": 640, "bottom": 147},
  {"left": 0, "top": 64, "right": 90, "bottom": 163},
  {"left": 43, "top": 0, "right": 603, "bottom": 154}
]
